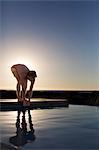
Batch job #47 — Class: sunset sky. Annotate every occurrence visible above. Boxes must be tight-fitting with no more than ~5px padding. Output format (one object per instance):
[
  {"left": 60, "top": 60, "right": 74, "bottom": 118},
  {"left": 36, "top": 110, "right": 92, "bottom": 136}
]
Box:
[{"left": 0, "top": 1, "right": 99, "bottom": 90}]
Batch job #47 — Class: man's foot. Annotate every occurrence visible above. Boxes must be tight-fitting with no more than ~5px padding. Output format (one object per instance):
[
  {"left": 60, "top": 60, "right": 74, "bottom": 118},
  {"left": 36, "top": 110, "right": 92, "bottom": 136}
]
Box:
[
  {"left": 18, "top": 97, "right": 23, "bottom": 105},
  {"left": 18, "top": 96, "right": 23, "bottom": 101}
]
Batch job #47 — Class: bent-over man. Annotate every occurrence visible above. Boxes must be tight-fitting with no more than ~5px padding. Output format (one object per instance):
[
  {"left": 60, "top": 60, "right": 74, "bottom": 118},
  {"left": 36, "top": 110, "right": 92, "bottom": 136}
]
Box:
[{"left": 11, "top": 64, "right": 37, "bottom": 106}]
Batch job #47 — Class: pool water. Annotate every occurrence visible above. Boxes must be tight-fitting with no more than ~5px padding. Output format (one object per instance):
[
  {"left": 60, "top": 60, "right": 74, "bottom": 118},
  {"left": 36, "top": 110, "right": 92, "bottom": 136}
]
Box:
[{"left": 0, "top": 101, "right": 99, "bottom": 150}]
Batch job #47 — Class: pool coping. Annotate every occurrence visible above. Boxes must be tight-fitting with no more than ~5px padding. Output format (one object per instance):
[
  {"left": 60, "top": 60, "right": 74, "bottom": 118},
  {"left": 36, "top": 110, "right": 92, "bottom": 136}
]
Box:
[{"left": 0, "top": 100, "right": 69, "bottom": 111}]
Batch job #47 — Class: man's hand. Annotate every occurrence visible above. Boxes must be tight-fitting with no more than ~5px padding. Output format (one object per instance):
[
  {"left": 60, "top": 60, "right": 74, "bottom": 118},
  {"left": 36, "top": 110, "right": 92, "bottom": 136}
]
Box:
[{"left": 26, "top": 90, "right": 33, "bottom": 99}]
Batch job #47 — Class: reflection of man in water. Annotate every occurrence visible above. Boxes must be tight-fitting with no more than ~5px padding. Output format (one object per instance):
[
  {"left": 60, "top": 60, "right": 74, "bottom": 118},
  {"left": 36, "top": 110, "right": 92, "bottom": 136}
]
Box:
[
  {"left": 9, "top": 109, "right": 35, "bottom": 147},
  {"left": 11, "top": 64, "right": 37, "bottom": 106}
]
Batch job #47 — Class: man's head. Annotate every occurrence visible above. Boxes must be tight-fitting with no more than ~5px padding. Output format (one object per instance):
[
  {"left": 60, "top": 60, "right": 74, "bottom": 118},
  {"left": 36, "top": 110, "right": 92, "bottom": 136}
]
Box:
[{"left": 27, "top": 71, "right": 37, "bottom": 82}]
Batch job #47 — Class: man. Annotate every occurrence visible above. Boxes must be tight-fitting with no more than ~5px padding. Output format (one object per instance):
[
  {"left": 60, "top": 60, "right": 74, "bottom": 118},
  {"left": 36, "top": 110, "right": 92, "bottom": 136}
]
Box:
[{"left": 11, "top": 64, "right": 37, "bottom": 106}]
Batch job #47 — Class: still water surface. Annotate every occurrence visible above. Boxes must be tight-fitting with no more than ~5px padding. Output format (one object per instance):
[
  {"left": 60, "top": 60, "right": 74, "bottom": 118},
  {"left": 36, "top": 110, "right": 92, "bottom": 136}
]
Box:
[{"left": 0, "top": 99, "right": 99, "bottom": 150}]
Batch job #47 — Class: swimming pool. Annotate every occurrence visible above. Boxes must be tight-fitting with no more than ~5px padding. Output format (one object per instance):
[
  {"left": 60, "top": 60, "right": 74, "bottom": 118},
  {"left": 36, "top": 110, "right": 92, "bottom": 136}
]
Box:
[{"left": 0, "top": 102, "right": 99, "bottom": 150}]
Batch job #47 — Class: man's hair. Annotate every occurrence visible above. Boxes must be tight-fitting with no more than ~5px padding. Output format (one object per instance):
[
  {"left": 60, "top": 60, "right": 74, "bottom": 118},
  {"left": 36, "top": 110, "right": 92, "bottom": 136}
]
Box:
[{"left": 27, "top": 71, "right": 37, "bottom": 78}]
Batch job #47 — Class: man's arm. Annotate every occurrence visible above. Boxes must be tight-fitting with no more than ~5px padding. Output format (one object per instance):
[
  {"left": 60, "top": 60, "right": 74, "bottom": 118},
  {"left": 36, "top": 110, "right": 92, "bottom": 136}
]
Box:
[
  {"left": 30, "top": 81, "right": 34, "bottom": 91},
  {"left": 27, "top": 79, "right": 35, "bottom": 101}
]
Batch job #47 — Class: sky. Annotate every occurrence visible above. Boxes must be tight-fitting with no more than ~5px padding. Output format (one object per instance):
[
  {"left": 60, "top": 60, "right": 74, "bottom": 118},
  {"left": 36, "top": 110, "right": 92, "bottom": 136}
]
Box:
[{"left": 0, "top": 0, "right": 99, "bottom": 90}]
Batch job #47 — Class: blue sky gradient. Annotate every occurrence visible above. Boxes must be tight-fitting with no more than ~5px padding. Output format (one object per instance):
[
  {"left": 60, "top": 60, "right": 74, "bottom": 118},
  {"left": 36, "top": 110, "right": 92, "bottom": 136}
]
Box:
[{"left": 0, "top": 1, "right": 99, "bottom": 90}]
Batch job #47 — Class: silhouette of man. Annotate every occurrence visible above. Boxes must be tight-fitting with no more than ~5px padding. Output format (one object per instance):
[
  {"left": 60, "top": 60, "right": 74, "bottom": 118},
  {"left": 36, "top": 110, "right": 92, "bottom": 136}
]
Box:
[{"left": 11, "top": 64, "right": 37, "bottom": 106}]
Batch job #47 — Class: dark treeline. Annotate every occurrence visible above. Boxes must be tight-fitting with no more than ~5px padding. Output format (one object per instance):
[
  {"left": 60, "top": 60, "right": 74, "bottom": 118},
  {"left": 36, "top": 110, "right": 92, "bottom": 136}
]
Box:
[{"left": 0, "top": 90, "right": 99, "bottom": 106}]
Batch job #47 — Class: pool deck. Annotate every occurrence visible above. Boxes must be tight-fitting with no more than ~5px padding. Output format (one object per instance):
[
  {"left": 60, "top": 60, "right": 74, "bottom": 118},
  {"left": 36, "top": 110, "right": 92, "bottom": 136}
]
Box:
[{"left": 0, "top": 100, "right": 69, "bottom": 111}]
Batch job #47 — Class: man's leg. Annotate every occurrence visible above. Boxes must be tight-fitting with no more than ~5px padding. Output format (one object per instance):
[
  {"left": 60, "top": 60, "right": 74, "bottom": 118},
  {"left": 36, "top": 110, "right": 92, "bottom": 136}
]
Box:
[
  {"left": 16, "top": 83, "right": 21, "bottom": 102},
  {"left": 11, "top": 67, "right": 21, "bottom": 102},
  {"left": 22, "top": 85, "right": 26, "bottom": 102}
]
